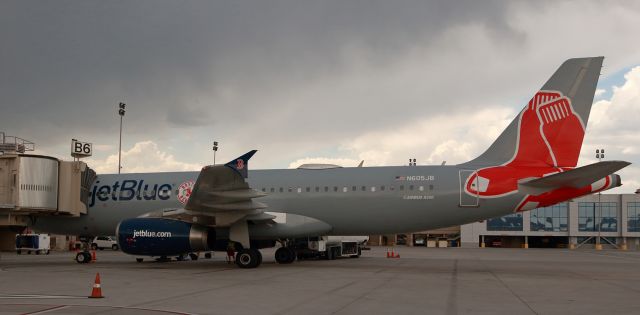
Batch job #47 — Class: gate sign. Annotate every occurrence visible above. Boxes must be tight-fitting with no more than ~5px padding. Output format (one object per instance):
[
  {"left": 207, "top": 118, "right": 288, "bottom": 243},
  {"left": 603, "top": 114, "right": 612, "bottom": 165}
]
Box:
[{"left": 71, "top": 139, "right": 92, "bottom": 158}]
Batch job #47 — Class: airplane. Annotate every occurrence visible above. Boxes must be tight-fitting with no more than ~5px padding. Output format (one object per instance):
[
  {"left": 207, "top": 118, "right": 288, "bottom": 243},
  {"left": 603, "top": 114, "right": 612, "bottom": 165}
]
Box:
[{"left": 32, "top": 56, "right": 630, "bottom": 268}]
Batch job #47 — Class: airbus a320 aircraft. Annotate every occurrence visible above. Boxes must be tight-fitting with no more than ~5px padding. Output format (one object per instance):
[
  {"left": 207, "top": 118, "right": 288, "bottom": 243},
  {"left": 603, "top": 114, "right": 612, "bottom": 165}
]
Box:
[{"left": 34, "top": 57, "right": 630, "bottom": 268}]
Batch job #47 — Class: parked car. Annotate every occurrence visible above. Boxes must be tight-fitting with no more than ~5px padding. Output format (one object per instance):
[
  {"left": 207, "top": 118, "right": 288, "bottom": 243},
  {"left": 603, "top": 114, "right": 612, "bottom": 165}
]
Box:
[{"left": 91, "top": 236, "right": 119, "bottom": 250}]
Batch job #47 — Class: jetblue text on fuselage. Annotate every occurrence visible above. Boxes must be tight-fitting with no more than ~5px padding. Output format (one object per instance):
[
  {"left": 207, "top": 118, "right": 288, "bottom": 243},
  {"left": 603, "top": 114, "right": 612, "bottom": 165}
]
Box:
[{"left": 89, "top": 179, "right": 173, "bottom": 207}]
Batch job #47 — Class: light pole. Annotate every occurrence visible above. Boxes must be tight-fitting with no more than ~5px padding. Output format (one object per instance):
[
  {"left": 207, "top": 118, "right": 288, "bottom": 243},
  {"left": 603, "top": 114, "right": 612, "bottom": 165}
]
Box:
[
  {"left": 213, "top": 141, "right": 219, "bottom": 165},
  {"left": 595, "top": 148, "right": 604, "bottom": 250},
  {"left": 118, "top": 103, "right": 126, "bottom": 174}
]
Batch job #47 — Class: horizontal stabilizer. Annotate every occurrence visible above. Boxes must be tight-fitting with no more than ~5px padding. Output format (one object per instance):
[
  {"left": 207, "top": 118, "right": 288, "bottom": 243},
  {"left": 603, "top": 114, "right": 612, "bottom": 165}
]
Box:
[{"left": 518, "top": 160, "right": 630, "bottom": 195}]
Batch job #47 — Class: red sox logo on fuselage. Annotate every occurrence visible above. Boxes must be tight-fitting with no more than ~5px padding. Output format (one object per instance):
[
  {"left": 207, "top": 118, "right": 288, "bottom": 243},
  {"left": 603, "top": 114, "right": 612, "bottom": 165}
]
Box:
[
  {"left": 464, "top": 90, "right": 613, "bottom": 211},
  {"left": 177, "top": 180, "right": 195, "bottom": 205}
]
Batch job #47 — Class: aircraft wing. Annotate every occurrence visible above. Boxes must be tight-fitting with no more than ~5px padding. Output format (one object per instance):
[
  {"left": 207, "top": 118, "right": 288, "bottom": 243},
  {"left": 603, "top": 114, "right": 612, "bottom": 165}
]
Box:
[
  {"left": 156, "top": 150, "right": 268, "bottom": 226},
  {"left": 518, "top": 160, "right": 630, "bottom": 195}
]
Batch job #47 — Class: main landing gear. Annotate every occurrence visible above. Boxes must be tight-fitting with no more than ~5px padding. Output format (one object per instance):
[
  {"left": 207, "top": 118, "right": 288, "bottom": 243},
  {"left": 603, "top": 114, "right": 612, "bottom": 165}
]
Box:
[
  {"left": 235, "top": 248, "right": 262, "bottom": 268},
  {"left": 274, "top": 247, "right": 296, "bottom": 264}
]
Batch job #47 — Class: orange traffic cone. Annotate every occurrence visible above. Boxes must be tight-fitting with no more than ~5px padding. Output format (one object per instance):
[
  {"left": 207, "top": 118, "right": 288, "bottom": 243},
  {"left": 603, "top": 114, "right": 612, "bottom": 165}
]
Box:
[
  {"left": 386, "top": 248, "right": 390, "bottom": 258},
  {"left": 91, "top": 250, "right": 97, "bottom": 263},
  {"left": 88, "top": 273, "right": 104, "bottom": 298}
]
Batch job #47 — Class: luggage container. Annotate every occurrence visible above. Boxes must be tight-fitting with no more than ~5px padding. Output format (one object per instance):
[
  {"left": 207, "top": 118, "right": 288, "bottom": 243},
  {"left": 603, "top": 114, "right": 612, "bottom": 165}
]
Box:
[{"left": 15, "top": 234, "right": 50, "bottom": 255}]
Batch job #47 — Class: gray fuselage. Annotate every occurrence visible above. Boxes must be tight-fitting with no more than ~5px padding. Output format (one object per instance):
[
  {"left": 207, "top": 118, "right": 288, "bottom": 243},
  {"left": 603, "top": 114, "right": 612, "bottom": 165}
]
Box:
[{"left": 34, "top": 165, "right": 521, "bottom": 237}]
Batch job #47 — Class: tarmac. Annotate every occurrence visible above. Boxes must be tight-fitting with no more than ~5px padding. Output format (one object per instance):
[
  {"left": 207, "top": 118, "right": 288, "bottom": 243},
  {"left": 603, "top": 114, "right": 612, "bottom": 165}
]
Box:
[{"left": 1, "top": 246, "right": 640, "bottom": 315}]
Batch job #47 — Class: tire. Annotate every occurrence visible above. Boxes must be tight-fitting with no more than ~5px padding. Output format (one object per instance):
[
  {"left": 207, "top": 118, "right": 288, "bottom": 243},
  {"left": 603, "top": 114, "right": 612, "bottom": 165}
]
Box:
[
  {"left": 189, "top": 253, "right": 198, "bottom": 261},
  {"left": 136, "top": 258, "right": 144, "bottom": 263},
  {"left": 36, "top": 250, "right": 41, "bottom": 255},
  {"left": 16, "top": 250, "right": 21, "bottom": 255},
  {"left": 112, "top": 244, "right": 119, "bottom": 251},
  {"left": 350, "top": 247, "right": 362, "bottom": 258},
  {"left": 91, "top": 244, "right": 98, "bottom": 250},
  {"left": 76, "top": 252, "right": 90, "bottom": 264},
  {"left": 275, "top": 247, "right": 295, "bottom": 264},
  {"left": 204, "top": 252, "right": 212, "bottom": 259},
  {"left": 235, "top": 248, "right": 261, "bottom": 268},
  {"left": 46, "top": 250, "right": 50, "bottom": 255},
  {"left": 326, "top": 247, "right": 334, "bottom": 260}
]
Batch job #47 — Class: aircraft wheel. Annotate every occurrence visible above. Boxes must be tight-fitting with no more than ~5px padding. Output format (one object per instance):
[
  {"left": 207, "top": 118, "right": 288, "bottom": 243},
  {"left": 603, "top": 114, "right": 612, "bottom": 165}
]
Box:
[
  {"left": 76, "top": 252, "right": 90, "bottom": 264},
  {"left": 136, "top": 258, "right": 144, "bottom": 263},
  {"left": 235, "top": 248, "right": 261, "bottom": 268},
  {"left": 275, "top": 247, "right": 295, "bottom": 264}
]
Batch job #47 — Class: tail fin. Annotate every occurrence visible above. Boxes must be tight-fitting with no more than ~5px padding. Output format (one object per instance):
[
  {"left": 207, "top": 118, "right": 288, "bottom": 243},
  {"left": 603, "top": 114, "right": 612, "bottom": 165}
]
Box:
[{"left": 464, "top": 57, "right": 603, "bottom": 168}]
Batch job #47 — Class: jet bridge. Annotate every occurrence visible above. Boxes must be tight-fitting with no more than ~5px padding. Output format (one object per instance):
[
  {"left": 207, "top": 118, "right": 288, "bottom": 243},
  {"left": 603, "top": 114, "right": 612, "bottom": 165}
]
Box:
[{"left": 0, "top": 133, "right": 96, "bottom": 217}]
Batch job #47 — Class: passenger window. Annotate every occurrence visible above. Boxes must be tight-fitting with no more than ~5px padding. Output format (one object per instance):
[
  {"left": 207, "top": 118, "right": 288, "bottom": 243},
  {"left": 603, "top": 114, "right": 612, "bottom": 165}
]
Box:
[
  {"left": 390, "top": 185, "right": 395, "bottom": 191},
  {"left": 381, "top": 186, "right": 385, "bottom": 191},
  {"left": 306, "top": 187, "right": 310, "bottom": 192},
  {"left": 288, "top": 187, "right": 292, "bottom": 193},
  {"left": 297, "top": 188, "right": 302, "bottom": 193},
  {"left": 409, "top": 185, "right": 414, "bottom": 191},
  {"left": 343, "top": 187, "right": 348, "bottom": 192},
  {"left": 429, "top": 185, "right": 434, "bottom": 190},
  {"left": 333, "top": 186, "right": 338, "bottom": 192},
  {"left": 371, "top": 186, "right": 376, "bottom": 192},
  {"left": 261, "top": 188, "right": 266, "bottom": 192},
  {"left": 279, "top": 187, "right": 283, "bottom": 193},
  {"left": 361, "top": 186, "right": 366, "bottom": 191},
  {"left": 324, "top": 186, "right": 329, "bottom": 192},
  {"left": 399, "top": 185, "right": 404, "bottom": 191},
  {"left": 352, "top": 186, "right": 357, "bottom": 191},
  {"left": 270, "top": 188, "right": 275, "bottom": 193},
  {"left": 315, "top": 187, "right": 320, "bottom": 192}
]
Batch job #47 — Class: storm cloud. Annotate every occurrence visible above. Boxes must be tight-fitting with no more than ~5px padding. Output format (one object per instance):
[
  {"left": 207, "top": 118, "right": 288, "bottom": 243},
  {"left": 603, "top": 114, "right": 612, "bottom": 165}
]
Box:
[{"left": 1, "top": 1, "right": 640, "bottom": 192}]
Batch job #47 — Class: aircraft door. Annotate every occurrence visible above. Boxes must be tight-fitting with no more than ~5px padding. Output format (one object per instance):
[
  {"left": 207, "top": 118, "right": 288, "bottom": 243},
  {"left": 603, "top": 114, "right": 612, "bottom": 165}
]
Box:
[{"left": 459, "top": 169, "right": 479, "bottom": 207}]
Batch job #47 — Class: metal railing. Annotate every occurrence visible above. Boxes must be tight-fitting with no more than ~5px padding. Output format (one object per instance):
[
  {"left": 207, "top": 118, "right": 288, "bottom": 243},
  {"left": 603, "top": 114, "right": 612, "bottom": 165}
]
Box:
[{"left": 0, "top": 132, "right": 35, "bottom": 153}]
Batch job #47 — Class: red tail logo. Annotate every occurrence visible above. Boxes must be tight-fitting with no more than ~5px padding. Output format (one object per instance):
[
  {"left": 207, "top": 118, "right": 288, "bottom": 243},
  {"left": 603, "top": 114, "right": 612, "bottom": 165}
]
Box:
[{"left": 465, "top": 91, "right": 596, "bottom": 211}]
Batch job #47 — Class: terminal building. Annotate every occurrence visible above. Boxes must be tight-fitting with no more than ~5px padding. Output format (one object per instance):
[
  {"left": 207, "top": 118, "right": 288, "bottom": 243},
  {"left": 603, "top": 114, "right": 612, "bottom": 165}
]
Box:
[{"left": 370, "top": 193, "right": 640, "bottom": 250}]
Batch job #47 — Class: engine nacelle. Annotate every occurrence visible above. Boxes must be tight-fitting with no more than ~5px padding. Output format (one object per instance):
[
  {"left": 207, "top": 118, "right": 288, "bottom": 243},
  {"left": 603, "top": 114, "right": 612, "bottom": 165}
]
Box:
[{"left": 116, "top": 218, "right": 215, "bottom": 256}]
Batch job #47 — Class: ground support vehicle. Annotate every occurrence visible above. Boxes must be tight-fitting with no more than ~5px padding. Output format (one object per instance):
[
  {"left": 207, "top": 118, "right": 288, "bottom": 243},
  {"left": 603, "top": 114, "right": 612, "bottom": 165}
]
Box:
[{"left": 15, "top": 234, "right": 50, "bottom": 255}]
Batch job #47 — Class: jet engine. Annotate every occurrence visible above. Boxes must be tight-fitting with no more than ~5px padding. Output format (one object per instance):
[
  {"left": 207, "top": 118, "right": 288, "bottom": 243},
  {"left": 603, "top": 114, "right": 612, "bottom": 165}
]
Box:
[{"left": 116, "top": 218, "right": 215, "bottom": 256}]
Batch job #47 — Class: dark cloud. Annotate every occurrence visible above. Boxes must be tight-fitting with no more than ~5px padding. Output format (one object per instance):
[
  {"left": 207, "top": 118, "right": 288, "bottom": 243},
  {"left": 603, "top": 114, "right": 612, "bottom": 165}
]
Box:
[{"left": 1, "top": 1, "right": 639, "bottom": 172}]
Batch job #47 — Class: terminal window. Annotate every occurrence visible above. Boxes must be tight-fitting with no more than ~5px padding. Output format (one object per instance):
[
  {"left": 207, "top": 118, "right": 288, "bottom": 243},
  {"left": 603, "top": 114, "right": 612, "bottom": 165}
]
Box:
[
  {"left": 578, "top": 202, "right": 618, "bottom": 232},
  {"left": 486, "top": 213, "right": 523, "bottom": 231},
  {"left": 530, "top": 203, "right": 568, "bottom": 232},
  {"left": 627, "top": 202, "right": 640, "bottom": 232}
]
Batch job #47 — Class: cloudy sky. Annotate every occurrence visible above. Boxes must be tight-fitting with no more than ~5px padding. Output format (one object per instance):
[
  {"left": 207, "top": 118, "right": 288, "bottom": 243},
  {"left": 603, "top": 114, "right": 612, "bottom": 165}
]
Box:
[{"left": 2, "top": 1, "right": 640, "bottom": 193}]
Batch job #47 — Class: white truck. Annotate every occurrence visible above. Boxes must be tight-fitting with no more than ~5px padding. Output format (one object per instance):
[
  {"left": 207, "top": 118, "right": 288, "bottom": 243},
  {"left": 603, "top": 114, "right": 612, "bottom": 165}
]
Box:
[
  {"left": 15, "top": 234, "right": 50, "bottom": 255},
  {"left": 295, "top": 236, "right": 368, "bottom": 260}
]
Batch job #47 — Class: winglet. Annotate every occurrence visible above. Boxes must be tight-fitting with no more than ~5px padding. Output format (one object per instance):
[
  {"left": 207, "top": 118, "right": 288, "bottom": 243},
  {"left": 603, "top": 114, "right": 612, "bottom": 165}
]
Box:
[{"left": 225, "top": 150, "right": 257, "bottom": 178}]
